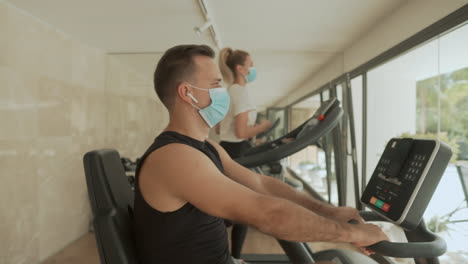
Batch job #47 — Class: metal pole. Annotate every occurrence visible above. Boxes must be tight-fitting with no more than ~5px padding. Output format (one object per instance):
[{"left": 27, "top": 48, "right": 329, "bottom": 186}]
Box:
[
  {"left": 330, "top": 86, "right": 346, "bottom": 206},
  {"left": 361, "top": 73, "right": 368, "bottom": 195},
  {"left": 341, "top": 82, "right": 349, "bottom": 207},
  {"left": 346, "top": 74, "right": 362, "bottom": 210},
  {"left": 325, "top": 135, "right": 333, "bottom": 204},
  {"left": 320, "top": 92, "right": 333, "bottom": 204}
]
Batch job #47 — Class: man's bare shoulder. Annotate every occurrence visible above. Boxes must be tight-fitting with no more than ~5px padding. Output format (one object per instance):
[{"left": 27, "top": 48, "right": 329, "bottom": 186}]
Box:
[
  {"left": 140, "top": 142, "right": 219, "bottom": 182},
  {"left": 138, "top": 143, "right": 216, "bottom": 203},
  {"left": 206, "top": 139, "right": 232, "bottom": 162},
  {"left": 143, "top": 143, "right": 203, "bottom": 170}
]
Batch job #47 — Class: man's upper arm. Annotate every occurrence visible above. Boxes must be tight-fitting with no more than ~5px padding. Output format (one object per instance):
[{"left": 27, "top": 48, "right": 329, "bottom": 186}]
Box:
[
  {"left": 207, "top": 139, "right": 268, "bottom": 195},
  {"left": 149, "top": 143, "right": 266, "bottom": 225}
]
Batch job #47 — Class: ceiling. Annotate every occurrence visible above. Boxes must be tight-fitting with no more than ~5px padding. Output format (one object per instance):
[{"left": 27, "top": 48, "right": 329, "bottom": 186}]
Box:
[{"left": 6, "top": 0, "right": 408, "bottom": 108}]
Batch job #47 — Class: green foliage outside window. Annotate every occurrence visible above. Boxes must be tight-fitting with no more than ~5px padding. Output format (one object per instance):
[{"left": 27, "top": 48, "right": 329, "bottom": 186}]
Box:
[{"left": 415, "top": 66, "right": 468, "bottom": 160}]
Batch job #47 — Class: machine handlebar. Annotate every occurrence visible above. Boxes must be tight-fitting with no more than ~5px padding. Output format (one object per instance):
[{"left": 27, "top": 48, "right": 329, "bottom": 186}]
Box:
[{"left": 359, "top": 211, "right": 446, "bottom": 258}]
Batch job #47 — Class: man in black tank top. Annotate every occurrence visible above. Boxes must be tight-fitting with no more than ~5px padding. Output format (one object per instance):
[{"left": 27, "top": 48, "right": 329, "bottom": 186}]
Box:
[{"left": 134, "top": 45, "right": 388, "bottom": 264}]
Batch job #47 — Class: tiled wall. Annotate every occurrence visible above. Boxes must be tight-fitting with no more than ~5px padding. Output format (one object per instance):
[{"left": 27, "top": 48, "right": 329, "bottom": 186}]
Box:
[{"left": 0, "top": 2, "right": 168, "bottom": 263}]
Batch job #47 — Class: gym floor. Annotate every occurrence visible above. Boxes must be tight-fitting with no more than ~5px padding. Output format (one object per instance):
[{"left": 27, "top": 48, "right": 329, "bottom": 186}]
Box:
[{"left": 42, "top": 226, "right": 358, "bottom": 264}]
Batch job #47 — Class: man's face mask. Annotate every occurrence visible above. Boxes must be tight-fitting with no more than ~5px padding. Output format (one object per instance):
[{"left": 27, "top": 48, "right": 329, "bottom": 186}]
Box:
[{"left": 186, "top": 84, "right": 231, "bottom": 128}]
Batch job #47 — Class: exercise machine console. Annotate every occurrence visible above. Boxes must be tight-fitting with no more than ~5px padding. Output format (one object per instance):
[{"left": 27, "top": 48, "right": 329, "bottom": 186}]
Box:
[{"left": 362, "top": 138, "right": 452, "bottom": 230}]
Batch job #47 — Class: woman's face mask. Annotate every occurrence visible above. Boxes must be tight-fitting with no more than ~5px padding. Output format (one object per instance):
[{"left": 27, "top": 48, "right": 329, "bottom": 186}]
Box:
[{"left": 245, "top": 67, "right": 257, "bottom": 83}]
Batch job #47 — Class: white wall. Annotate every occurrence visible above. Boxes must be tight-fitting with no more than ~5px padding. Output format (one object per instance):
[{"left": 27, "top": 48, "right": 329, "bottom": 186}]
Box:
[{"left": 0, "top": 2, "right": 167, "bottom": 263}]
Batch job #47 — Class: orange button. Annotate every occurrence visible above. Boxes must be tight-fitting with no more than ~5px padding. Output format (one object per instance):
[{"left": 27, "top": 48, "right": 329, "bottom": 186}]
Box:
[
  {"left": 370, "top": 197, "right": 377, "bottom": 205},
  {"left": 382, "top": 203, "right": 391, "bottom": 212}
]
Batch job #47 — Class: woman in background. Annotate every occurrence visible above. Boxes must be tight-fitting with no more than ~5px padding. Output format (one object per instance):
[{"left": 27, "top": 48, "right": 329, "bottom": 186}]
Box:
[{"left": 217, "top": 47, "right": 271, "bottom": 258}]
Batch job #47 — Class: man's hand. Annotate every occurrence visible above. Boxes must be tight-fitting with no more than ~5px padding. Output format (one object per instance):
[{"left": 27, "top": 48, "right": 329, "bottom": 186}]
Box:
[
  {"left": 348, "top": 222, "right": 389, "bottom": 254},
  {"left": 325, "top": 207, "right": 388, "bottom": 255},
  {"left": 329, "top": 207, "right": 364, "bottom": 224}
]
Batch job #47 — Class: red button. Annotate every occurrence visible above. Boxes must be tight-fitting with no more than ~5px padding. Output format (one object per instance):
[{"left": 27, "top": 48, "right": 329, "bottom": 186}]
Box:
[
  {"left": 318, "top": 114, "right": 325, "bottom": 121},
  {"left": 382, "top": 203, "right": 391, "bottom": 212},
  {"left": 370, "top": 197, "right": 377, "bottom": 205}
]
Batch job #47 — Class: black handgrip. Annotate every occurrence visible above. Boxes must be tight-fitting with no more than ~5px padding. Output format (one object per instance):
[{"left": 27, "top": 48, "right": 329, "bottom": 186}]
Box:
[
  {"left": 235, "top": 107, "right": 343, "bottom": 168},
  {"left": 359, "top": 211, "right": 447, "bottom": 258}
]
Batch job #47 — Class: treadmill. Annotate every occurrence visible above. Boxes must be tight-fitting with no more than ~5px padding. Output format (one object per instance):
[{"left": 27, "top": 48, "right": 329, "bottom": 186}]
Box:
[{"left": 233, "top": 99, "right": 452, "bottom": 264}]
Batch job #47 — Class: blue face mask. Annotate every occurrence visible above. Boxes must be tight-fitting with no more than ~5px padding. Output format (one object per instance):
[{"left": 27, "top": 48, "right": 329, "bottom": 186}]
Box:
[
  {"left": 187, "top": 84, "right": 231, "bottom": 128},
  {"left": 246, "top": 67, "right": 257, "bottom": 83}
]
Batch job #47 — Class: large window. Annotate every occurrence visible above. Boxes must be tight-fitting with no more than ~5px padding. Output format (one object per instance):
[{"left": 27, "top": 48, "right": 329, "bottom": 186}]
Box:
[
  {"left": 282, "top": 15, "right": 467, "bottom": 262},
  {"left": 366, "top": 22, "right": 468, "bottom": 263}
]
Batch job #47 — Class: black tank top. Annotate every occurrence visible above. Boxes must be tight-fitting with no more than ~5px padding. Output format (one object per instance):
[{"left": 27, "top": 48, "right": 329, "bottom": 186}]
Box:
[{"left": 133, "top": 131, "right": 230, "bottom": 264}]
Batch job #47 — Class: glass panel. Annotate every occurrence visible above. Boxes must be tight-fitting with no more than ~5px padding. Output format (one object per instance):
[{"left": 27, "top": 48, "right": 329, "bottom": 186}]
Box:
[
  {"left": 423, "top": 23, "right": 468, "bottom": 262},
  {"left": 266, "top": 108, "right": 287, "bottom": 139},
  {"left": 366, "top": 32, "right": 439, "bottom": 264},
  {"left": 288, "top": 94, "right": 338, "bottom": 205},
  {"left": 321, "top": 89, "right": 330, "bottom": 101},
  {"left": 336, "top": 84, "right": 344, "bottom": 102},
  {"left": 366, "top": 22, "right": 468, "bottom": 263},
  {"left": 367, "top": 40, "right": 438, "bottom": 182}
]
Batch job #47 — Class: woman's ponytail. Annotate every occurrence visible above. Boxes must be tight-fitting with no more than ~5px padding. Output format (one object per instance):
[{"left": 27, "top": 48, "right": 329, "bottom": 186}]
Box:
[
  {"left": 219, "top": 47, "right": 235, "bottom": 85},
  {"left": 219, "top": 47, "right": 249, "bottom": 86}
]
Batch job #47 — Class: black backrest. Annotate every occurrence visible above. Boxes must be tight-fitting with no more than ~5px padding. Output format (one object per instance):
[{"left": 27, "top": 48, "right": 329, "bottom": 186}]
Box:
[{"left": 83, "top": 149, "right": 138, "bottom": 264}]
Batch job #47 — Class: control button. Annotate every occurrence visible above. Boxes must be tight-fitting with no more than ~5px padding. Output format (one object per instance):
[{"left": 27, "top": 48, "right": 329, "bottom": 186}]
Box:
[
  {"left": 382, "top": 203, "right": 391, "bottom": 212},
  {"left": 375, "top": 199, "right": 384, "bottom": 209},
  {"left": 370, "top": 197, "right": 378, "bottom": 205},
  {"left": 318, "top": 114, "right": 325, "bottom": 121}
]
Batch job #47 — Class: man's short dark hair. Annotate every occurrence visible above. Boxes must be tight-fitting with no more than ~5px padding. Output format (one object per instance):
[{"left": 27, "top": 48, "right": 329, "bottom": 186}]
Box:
[{"left": 154, "top": 45, "right": 215, "bottom": 109}]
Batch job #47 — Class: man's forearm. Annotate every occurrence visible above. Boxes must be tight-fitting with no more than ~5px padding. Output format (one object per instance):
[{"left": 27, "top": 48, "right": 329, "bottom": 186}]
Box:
[
  {"left": 252, "top": 195, "right": 350, "bottom": 243},
  {"left": 260, "top": 174, "right": 336, "bottom": 217}
]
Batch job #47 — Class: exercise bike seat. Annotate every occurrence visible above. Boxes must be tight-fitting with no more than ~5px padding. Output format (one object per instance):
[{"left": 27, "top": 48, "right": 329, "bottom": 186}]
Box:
[{"left": 83, "top": 149, "right": 139, "bottom": 264}]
